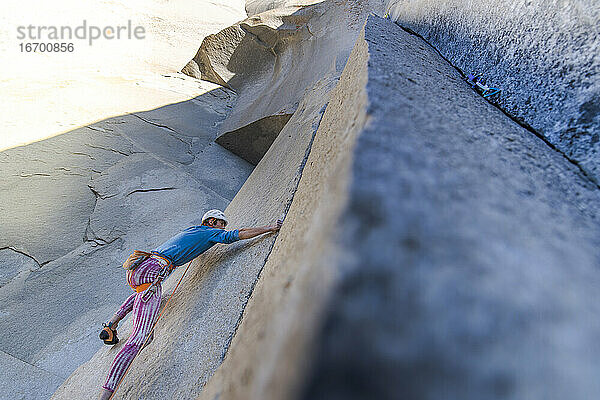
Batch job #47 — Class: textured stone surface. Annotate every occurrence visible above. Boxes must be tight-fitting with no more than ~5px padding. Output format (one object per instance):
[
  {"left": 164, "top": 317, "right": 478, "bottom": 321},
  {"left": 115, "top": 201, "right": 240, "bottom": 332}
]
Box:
[
  {"left": 0, "top": 249, "right": 40, "bottom": 288},
  {"left": 303, "top": 15, "right": 600, "bottom": 400},
  {"left": 0, "top": 350, "right": 64, "bottom": 400},
  {"left": 1, "top": 0, "right": 247, "bottom": 152},
  {"left": 16, "top": 3, "right": 597, "bottom": 400},
  {"left": 245, "top": 0, "right": 295, "bottom": 16},
  {"left": 197, "top": 23, "right": 368, "bottom": 400},
  {"left": 183, "top": 0, "right": 384, "bottom": 145},
  {"left": 386, "top": 0, "right": 600, "bottom": 183},
  {"left": 53, "top": 4, "right": 390, "bottom": 398}
]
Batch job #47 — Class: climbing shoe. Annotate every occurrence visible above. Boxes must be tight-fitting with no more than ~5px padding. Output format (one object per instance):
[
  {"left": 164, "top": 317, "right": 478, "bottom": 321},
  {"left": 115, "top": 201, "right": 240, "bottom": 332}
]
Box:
[{"left": 99, "top": 322, "right": 119, "bottom": 345}]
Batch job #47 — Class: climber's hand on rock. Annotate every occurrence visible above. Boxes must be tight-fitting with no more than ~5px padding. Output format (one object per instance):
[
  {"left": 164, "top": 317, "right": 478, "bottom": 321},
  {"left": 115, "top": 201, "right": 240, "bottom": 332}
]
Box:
[
  {"left": 239, "top": 220, "right": 281, "bottom": 239},
  {"left": 271, "top": 219, "right": 283, "bottom": 232}
]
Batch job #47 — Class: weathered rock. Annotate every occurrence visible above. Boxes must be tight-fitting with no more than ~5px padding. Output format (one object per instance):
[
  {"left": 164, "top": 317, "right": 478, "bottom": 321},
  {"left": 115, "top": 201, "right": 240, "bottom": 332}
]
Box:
[
  {"left": 245, "top": 0, "right": 295, "bottom": 16},
  {"left": 0, "top": 127, "right": 133, "bottom": 265},
  {"left": 0, "top": 0, "right": 247, "bottom": 153},
  {"left": 303, "top": 15, "right": 600, "bottom": 400},
  {"left": 215, "top": 114, "right": 292, "bottom": 165},
  {"left": 1, "top": 2, "right": 255, "bottom": 398},
  {"left": 0, "top": 249, "right": 40, "bottom": 288},
  {"left": 386, "top": 0, "right": 600, "bottom": 184},
  {"left": 0, "top": 350, "right": 64, "bottom": 400},
  {"left": 25, "top": 4, "right": 599, "bottom": 400},
  {"left": 183, "top": 0, "right": 385, "bottom": 158}
]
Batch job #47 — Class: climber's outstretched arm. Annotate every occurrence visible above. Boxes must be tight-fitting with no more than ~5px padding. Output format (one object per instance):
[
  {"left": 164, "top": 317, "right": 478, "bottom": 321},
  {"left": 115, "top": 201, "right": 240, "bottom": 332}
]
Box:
[{"left": 238, "top": 219, "right": 282, "bottom": 240}]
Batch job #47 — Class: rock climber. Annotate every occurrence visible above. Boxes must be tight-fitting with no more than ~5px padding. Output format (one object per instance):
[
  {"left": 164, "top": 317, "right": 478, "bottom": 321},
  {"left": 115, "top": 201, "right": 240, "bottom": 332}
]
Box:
[{"left": 97, "top": 209, "right": 282, "bottom": 400}]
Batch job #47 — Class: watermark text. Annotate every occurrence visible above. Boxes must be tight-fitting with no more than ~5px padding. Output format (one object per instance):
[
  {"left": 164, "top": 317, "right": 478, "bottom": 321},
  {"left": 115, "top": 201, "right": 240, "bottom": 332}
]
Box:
[{"left": 16, "top": 20, "right": 145, "bottom": 46}]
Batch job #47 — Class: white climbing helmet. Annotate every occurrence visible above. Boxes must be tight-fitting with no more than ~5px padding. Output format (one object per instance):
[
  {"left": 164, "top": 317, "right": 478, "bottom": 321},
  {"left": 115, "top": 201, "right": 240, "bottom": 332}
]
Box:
[{"left": 202, "top": 209, "right": 228, "bottom": 226}]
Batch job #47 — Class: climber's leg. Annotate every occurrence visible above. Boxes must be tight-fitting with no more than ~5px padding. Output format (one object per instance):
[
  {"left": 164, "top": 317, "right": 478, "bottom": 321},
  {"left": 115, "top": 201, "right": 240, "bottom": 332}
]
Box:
[
  {"left": 111, "top": 292, "right": 137, "bottom": 326},
  {"left": 101, "top": 285, "right": 162, "bottom": 394},
  {"left": 99, "top": 292, "right": 138, "bottom": 345},
  {"left": 98, "top": 388, "right": 112, "bottom": 400}
]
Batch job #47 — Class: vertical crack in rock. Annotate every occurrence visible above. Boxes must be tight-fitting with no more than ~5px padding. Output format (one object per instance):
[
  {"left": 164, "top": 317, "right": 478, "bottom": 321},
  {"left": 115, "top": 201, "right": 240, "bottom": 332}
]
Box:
[
  {"left": 397, "top": 23, "right": 600, "bottom": 190},
  {"left": 301, "top": 16, "right": 600, "bottom": 400},
  {"left": 87, "top": 184, "right": 116, "bottom": 201},
  {"left": 219, "top": 102, "right": 329, "bottom": 363},
  {"left": 83, "top": 217, "right": 122, "bottom": 247},
  {"left": 83, "top": 186, "right": 100, "bottom": 245},
  {"left": 387, "top": 0, "right": 600, "bottom": 184},
  {"left": 83, "top": 185, "right": 121, "bottom": 247}
]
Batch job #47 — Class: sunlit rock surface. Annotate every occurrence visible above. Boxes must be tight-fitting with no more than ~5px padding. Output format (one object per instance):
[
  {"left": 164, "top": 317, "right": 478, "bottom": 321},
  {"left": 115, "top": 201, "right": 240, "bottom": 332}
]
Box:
[{"left": 182, "top": 0, "right": 384, "bottom": 162}]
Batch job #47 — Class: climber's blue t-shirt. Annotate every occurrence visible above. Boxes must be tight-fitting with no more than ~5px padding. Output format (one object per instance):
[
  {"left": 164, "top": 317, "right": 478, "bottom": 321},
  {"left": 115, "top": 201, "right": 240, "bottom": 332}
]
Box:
[{"left": 153, "top": 226, "right": 240, "bottom": 266}]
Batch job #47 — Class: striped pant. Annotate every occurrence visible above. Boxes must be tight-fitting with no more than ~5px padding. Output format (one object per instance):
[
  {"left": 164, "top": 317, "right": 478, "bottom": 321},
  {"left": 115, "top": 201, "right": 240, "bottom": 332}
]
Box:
[{"left": 102, "top": 257, "right": 164, "bottom": 392}]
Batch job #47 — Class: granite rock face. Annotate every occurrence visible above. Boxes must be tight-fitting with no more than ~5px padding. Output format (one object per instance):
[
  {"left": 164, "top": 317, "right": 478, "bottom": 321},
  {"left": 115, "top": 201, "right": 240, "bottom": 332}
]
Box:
[
  {"left": 386, "top": 0, "right": 600, "bottom": 184},
  {"left": 303, "top": 15, "right": 600, "bottom": 400}
]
